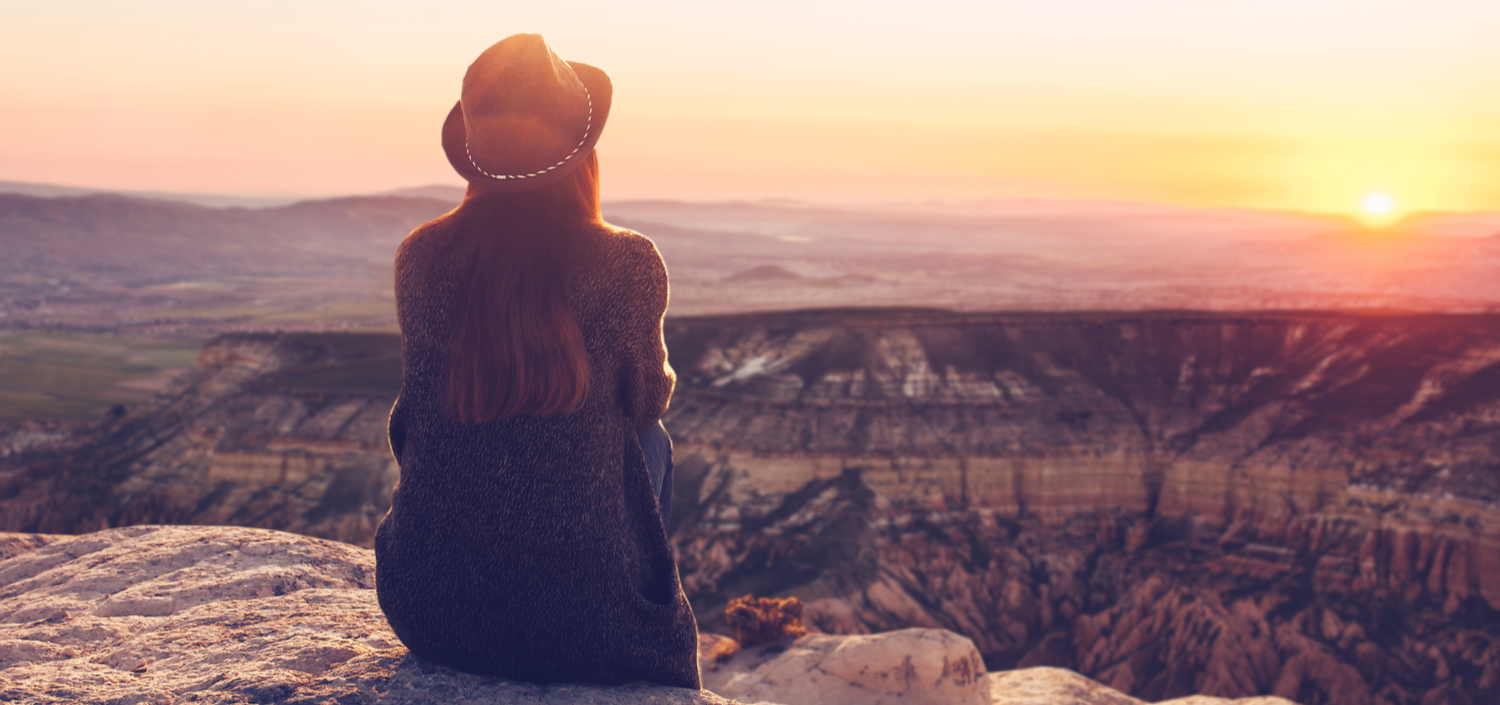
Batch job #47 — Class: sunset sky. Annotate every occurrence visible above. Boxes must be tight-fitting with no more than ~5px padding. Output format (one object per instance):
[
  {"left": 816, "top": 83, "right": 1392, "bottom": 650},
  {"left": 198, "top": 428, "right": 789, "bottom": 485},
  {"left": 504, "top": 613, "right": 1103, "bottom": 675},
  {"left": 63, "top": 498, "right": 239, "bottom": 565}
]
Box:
[{"left": 5, "top": 0, "right": 1500, "bottom": 217}]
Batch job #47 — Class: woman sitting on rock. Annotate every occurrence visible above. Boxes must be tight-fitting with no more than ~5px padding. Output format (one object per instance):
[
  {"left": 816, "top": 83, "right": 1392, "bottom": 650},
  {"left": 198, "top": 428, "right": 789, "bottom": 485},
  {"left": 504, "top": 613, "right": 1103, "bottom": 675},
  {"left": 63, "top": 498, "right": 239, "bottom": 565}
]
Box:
[{"left": 375, "top": 34, "right": 698, "bottom": 689}]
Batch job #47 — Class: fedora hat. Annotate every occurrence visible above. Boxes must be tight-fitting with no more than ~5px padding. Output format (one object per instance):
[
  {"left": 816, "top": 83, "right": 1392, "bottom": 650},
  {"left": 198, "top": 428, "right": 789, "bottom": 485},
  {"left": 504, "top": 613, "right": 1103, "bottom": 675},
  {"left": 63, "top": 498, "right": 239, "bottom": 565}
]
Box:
[{"left": 442, "top": 34, "right": 613, "bottom": 192}]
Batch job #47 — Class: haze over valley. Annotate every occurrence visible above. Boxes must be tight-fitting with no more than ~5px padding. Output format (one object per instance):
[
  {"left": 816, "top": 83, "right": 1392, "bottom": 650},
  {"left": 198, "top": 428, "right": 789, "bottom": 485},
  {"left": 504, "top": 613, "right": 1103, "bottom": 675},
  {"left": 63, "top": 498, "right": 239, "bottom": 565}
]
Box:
[{"left": 4, "top": 184, "right": 1500, "bottom": 344}]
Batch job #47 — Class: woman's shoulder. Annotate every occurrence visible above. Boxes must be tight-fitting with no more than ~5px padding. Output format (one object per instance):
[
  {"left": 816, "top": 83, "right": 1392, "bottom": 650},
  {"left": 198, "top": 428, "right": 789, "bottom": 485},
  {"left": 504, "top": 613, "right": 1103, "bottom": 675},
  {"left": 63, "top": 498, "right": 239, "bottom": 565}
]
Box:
[
  {"left": 569, "top": 222, "right": 667, "bottom": 314},
  {"left": 396, "top": 209, "right": 462, "bottom": 270},
  {"left": 591, "top": 221, "right": 660, "bottom": 256},
  {"left": 591, "top": 222, "right": 666, "bottom": 277}
]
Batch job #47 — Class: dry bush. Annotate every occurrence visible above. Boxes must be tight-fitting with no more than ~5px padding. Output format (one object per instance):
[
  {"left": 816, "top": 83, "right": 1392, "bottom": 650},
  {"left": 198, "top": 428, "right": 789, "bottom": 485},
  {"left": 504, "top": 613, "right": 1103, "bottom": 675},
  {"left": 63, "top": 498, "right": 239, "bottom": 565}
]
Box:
[
  {"left": 724, "top": 595, "right": 807, "bottom": 647},
  {"left": 704, "top": 635, "right": 740, "bottom": 666}
]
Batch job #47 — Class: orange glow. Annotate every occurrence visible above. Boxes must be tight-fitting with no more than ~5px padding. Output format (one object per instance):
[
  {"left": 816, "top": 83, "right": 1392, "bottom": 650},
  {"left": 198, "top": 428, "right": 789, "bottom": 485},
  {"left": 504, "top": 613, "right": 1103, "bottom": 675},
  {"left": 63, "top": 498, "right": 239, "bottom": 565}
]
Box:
[{"left": 3, "top": 2, "right": 1500, "bottom": 214}]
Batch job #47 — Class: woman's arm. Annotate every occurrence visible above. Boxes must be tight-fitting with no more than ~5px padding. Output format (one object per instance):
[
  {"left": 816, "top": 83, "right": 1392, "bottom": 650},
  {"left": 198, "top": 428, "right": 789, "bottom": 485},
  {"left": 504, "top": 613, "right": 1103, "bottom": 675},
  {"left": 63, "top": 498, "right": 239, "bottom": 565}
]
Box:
[
  {"left": 387, "top": 394, "right": 407, "bottom": 466},
  {"left": 617, "top": 233, "right": 676, "bottom": 432}
]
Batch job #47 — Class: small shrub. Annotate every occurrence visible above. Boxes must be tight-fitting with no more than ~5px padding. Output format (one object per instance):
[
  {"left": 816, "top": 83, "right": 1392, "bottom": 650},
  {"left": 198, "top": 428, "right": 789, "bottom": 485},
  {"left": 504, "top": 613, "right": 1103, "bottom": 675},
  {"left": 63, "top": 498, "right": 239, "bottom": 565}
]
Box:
[
  {"left": 706, "top": 637, "right": 740, "bottom": 666},
  {"left": 725, "top": 594, "right": 807, "bottom": 646}
]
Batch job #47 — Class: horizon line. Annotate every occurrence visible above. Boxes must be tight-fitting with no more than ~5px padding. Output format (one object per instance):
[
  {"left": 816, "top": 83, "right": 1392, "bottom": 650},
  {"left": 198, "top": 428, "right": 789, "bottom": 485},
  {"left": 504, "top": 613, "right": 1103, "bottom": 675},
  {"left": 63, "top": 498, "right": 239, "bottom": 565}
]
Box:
[{"left": 4, "top": 178, "right": 1499, "bottom": 226}]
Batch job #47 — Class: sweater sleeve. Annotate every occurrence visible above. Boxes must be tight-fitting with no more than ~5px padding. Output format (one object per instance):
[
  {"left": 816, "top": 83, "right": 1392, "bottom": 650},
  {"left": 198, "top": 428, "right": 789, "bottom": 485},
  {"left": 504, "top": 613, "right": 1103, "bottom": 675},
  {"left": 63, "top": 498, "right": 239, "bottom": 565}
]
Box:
[{"left": 618, "top": 233, "right": 675, "bottom": 433}]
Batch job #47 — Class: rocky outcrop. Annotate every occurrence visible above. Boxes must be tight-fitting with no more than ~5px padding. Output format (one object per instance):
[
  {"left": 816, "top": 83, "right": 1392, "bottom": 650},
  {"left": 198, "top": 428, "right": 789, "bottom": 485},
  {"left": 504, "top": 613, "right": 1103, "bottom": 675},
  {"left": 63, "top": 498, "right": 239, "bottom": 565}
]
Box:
[
  {"left": 0, "top": 526, "right": 734, "bottom": 705},
  {"left": 0, "top": 526, "right": 1284, "bottom": 705},
  {"left": 988, "top": 667, "right": 1298, "bottom": 705},
  {"left": 4, "top": 309, "right": 1500, "bottom": 703},
  {"left": 697, "top": 629, "right": 1292, "bottom": 705}
]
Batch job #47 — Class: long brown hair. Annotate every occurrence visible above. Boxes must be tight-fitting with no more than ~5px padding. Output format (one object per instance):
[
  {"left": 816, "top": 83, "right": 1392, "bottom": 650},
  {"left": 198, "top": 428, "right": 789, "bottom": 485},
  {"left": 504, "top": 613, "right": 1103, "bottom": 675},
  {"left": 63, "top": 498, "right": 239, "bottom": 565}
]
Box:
[{"left": 446, "top": 151, "right": 600, "bottom": 423}]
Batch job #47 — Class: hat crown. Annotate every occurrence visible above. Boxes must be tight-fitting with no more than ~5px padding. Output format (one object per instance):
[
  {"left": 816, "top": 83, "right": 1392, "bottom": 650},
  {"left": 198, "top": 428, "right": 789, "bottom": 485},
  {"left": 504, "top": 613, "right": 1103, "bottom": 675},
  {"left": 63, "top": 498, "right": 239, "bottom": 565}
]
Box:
[
  {"left": 441, "top": 34, "right": 612, "bottom": 192},
  {"left": 459, "top": 34, "right": 592, "bottom": 178}
]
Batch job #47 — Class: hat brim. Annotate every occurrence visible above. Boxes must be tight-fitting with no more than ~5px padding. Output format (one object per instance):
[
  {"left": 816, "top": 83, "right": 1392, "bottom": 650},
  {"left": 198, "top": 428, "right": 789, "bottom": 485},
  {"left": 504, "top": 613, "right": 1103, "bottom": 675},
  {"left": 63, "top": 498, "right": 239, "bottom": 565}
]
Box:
[{"left": 442, "top": 61, "right": 612, "bottom": 193}]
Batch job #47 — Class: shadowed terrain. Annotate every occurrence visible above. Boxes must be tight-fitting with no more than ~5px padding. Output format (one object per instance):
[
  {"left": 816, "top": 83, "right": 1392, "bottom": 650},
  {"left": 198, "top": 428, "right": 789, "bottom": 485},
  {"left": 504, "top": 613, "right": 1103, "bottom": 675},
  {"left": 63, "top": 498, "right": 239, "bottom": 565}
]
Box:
[
  {"left": 663, "top": 309, "right": 1500, "bottom": 705},
  {"left": 1, "top": 309, "right": 1497, "bottom": 704}
]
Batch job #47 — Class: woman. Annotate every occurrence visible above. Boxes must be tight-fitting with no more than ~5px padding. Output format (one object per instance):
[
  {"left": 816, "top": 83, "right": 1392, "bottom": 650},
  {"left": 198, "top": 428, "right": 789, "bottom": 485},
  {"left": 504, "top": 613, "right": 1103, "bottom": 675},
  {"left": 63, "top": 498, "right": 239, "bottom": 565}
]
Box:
[{"left": 374, "top": 34, "right": 699, "bottom": 689}]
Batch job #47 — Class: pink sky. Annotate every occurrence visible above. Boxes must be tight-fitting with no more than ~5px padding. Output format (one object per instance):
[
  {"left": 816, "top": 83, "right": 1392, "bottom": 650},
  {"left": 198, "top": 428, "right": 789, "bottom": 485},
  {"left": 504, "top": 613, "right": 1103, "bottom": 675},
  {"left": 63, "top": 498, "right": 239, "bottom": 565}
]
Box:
[{"left": 5, "top": 1, "right": 1500, "bottom": 218}]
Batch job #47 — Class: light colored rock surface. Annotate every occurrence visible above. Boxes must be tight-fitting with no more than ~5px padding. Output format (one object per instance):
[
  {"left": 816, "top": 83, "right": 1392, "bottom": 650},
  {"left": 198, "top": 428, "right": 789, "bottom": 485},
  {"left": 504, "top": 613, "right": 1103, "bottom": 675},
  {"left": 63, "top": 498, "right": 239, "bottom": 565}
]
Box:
[
  {"left": 986, "top": 668, "right": 1301, "bottom": 705},
  {"left": 0, "top": 525, "right": 1295, "bottom": 705},
  {"left": 988, "top": 667, "right": 1146, "bottom": 705},
  {"left": 0, "top": 526, "right": 734, "bottom": 705},
  {"left": 700, "top": 628, "right": 988, "bottom": 705},
  {"left": 0, "top": 532, "right": 61, "bottom": 561},
  {"left": 698, "top": 630, "right": 1300, "bottom": 705},
  {"left": 1155, "top": 698, "right": 1301, "bottom": 705},
  {"left": 988, "top": 667, "right": 1145, "bottom": 705}
]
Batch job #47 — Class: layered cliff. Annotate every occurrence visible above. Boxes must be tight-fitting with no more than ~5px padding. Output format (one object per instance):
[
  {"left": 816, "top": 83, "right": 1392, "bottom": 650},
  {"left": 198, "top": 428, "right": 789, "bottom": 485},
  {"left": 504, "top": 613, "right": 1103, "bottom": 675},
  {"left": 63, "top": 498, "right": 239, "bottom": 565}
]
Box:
[
  {"left": 0, "top": 333, "right": 400, "bottom": 545},
  {"left": 661, "top": 309, "right": 1500, "bottom": 705},
  {"left": 2, "top": 309, "right": 1497, "bottom": 704}
]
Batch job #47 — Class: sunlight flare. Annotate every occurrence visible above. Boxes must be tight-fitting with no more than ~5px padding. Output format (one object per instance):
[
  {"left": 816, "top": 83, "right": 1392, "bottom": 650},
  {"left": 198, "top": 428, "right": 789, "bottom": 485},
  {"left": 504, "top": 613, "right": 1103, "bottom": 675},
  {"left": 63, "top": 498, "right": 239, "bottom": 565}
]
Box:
[{"left": 1363, "top": 193, "right": 1394, "bottom": 216}]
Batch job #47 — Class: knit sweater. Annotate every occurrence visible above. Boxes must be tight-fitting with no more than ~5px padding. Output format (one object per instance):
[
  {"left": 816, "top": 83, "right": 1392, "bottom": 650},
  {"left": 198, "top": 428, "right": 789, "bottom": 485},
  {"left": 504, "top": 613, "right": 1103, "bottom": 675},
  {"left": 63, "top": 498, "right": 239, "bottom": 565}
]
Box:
[{"left": 374, "top": 205, "right": 699, "bottom": 688}]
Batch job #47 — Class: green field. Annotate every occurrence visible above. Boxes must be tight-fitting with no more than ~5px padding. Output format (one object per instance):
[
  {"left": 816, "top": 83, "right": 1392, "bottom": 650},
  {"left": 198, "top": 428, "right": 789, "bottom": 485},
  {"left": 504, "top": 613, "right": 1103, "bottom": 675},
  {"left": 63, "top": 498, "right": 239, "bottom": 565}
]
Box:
[
  {"left": 0, "top": 332, "right": 210, "bottom": 421},
  {"left": 254, "top": 332, "right": 402, "bottom": 397}
]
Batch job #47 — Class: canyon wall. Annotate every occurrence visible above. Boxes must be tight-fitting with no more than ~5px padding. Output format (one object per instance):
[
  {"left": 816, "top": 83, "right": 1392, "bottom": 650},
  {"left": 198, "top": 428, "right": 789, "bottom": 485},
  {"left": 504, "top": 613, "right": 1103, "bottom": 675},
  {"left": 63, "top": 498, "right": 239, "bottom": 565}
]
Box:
[
  {"left": 0, "top": 333, "right": 400, "bottom": 544},
  {"left": 660, "top": 309, "right": 1500, "bottom": 705},
  {"left": 2, "top": 309, "right": 1498, "bottom": 704}
]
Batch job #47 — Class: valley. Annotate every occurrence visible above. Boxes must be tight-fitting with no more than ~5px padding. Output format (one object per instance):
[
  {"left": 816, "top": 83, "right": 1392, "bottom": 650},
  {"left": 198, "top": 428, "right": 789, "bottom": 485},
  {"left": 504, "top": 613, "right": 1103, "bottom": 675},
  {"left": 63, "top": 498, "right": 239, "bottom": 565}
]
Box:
[
  {"left": 1, "top": 309, "right": 1497, "bottom": 705},
  {"left": 5, "top": 190, "right": 1499, "bottom": 341}
]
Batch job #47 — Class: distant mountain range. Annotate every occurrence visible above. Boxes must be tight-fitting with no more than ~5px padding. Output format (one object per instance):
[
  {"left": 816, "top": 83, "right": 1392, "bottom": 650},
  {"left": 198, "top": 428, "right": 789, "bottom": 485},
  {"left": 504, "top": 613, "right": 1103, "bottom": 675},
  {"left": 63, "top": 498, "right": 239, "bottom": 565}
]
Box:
[
  {"left": 5, "top": 178, "right": 1498, "bottom": 242},
  {"left": 0, "top": 180, "right": 468, "bottom": 208},
  {"left": 0, "top": 180, "right": 310, "bottom": 208},
  {"left": 0, "top": 192, "right": 453, "bottom": 285},
  {"left": 0, "top": 191, "right": 454, "bottom": 331},
  {"left": 2, "top": 181, "right": 1499, "bottom": 334}
]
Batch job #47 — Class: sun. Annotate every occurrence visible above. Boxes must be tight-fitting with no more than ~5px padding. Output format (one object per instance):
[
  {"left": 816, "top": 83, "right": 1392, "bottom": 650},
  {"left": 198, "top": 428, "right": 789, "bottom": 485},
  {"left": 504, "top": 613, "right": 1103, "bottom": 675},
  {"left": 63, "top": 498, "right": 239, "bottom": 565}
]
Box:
[{"left": 1362, "top": 193, "right": 1394, "bottom": 217}]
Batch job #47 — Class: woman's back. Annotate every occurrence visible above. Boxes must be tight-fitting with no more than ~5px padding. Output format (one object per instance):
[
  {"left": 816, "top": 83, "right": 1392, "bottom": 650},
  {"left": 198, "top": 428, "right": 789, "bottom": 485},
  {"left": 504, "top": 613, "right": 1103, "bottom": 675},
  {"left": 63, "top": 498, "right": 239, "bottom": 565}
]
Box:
[{"left": 374, "top": 201, "right": 699, "bottom": 687}]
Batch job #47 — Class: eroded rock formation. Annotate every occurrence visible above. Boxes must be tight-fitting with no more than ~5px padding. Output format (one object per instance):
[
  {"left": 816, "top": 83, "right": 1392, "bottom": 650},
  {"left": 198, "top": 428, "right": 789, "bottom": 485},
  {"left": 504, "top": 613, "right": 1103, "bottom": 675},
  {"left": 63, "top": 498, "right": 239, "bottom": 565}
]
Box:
[
  {"left": 660, "top": 309, "right": 1500, "bottom": 705},
  {"left": 2, "top": 309, "right": 1498, "bottom": 704},
  {"left": 0, "top": 333, "right": 400, "bottom": 546},
  {"left": 0, "top": 526, "right": 1281, "bottom": 705}
]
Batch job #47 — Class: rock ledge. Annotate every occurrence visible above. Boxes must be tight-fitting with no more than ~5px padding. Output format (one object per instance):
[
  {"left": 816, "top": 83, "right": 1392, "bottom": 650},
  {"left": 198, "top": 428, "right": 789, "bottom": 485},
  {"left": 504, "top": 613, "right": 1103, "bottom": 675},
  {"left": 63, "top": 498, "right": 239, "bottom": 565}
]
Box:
[{"left": 0, "top": 527, "right": 1295, "bottom": 705}]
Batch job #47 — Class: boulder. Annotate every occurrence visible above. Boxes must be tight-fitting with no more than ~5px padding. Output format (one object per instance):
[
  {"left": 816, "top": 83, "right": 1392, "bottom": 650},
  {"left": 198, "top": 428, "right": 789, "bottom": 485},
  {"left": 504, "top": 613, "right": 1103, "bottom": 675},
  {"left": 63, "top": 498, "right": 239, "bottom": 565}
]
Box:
[{"left": 700, "top": 629, "right": 988, "bottom": 705}]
